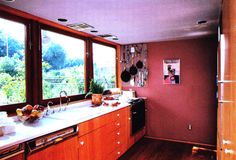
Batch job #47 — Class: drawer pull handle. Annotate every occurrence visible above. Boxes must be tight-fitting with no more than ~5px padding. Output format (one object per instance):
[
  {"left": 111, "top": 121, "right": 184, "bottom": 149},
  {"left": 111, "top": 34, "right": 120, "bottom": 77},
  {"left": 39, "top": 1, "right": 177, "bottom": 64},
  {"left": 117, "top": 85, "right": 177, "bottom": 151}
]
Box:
[
  {"left": 117, "top": 123, "right": 120, "bottom": 126},
  {"left": 117, "top": 141, "right": 121, "bottom": 144},
  {"left": 117, "top": 151, "right": 121, "bottom": 155},
  {"left": 80, "top": 141, "right": 84, "bottom": 145},
  {"left": 117, "top": 114, "right": 120, "bottom": 117},
  {"left": 117, "top": 132, "right": 120, "bottom": 135},
  {"left": 225, "top": 149, "right": 234, "bottom": 154}
]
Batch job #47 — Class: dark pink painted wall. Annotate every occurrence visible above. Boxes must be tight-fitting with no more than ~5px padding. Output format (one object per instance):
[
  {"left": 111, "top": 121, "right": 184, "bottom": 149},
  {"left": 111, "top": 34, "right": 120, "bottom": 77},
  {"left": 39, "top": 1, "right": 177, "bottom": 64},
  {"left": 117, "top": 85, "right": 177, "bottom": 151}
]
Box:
[{"left": 123, "top": 37, "right": 217, "bottom": 145}]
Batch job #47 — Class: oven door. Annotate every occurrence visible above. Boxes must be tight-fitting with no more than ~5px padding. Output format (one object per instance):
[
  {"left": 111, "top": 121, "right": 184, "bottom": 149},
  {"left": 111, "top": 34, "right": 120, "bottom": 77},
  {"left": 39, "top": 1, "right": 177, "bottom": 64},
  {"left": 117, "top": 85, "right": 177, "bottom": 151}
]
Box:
[{"left": 131, "top": 99, "right": 145, "bottom": 135}]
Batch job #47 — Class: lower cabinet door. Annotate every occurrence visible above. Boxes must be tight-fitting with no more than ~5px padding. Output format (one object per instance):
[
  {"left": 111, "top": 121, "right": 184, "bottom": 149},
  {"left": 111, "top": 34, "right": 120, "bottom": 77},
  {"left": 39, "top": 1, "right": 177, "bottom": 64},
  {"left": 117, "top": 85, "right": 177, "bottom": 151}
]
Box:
[
  {"left": 78, "top": 128, "right": 105, "bottom": 160},
  {"left": 27, "top": 136, "right": 78, "bottom": 160}
]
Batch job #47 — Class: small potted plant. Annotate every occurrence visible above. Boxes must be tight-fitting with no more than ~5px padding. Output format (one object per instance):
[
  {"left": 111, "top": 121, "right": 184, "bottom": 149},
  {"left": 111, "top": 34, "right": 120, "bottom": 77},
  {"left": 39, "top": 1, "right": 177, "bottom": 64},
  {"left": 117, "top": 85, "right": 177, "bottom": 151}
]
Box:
[{"left": 85, "top": 79, "right": 104, "bottom": 106}]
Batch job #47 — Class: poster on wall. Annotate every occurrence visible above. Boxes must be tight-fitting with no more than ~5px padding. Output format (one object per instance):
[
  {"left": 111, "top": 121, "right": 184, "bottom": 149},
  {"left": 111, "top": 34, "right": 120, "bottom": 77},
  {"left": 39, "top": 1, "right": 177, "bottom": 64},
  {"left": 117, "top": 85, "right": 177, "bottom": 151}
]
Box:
[{"left": 163, "top": 59, "right": 180, "bottom": 84}]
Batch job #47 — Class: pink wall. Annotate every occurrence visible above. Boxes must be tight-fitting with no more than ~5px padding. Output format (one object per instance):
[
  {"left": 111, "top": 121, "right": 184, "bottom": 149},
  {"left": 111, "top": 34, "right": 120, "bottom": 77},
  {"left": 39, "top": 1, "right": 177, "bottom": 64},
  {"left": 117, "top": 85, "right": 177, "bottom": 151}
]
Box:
[{"left": 123, "top": 37, "right": 218, "bottom": 145}]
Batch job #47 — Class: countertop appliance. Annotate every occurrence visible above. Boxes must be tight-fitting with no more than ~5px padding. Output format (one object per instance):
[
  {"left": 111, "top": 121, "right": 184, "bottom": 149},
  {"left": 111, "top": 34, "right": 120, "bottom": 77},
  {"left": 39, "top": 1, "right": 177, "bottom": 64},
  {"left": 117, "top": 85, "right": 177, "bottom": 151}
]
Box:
[
  {"left": 26, "top": 125, "right": 78, "bottom": 160},
  {"left": 130, "top": 99, "right": 145, "bottom": 135}
]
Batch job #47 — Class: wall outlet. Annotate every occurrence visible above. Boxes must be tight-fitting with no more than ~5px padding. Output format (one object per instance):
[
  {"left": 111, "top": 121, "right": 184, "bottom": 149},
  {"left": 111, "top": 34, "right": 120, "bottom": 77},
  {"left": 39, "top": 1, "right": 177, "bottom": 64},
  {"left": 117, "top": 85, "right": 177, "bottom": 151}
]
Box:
[{"left": 188, "top": 124, "right": 192, "bottom": 130}]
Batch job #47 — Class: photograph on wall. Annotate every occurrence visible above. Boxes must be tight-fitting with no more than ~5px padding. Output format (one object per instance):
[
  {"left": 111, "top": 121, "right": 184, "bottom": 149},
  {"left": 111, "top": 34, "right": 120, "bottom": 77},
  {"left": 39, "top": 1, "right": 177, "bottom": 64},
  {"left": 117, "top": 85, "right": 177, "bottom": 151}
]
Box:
[{"left": 163, "top": 59, "right": 180, "bottom": 84}]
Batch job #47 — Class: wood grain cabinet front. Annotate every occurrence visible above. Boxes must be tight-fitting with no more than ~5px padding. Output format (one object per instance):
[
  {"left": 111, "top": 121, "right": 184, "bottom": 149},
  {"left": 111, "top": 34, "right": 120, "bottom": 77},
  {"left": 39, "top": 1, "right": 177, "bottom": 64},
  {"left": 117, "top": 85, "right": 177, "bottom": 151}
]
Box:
[
  {"left": 77, "top": 106, "right": 145, "bottom": 160},
  {"left": 78, "top": 127, "right": 106, "bottom": 160}
]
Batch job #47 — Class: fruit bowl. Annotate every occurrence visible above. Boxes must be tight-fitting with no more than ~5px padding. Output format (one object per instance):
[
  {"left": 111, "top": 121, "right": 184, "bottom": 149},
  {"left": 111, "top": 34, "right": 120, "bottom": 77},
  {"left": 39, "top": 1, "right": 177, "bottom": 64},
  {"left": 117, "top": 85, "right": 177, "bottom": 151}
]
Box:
[{"left": 16, "top": 104, "right": 45, "bottom": 123}]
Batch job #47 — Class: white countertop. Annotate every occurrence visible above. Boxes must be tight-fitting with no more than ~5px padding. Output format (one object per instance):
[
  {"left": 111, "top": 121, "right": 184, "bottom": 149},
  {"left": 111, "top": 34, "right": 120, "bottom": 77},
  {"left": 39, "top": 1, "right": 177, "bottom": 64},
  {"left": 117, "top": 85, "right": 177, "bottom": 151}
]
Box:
[{"left": 0, "top": 100, "right": 131, "bottom": 150}]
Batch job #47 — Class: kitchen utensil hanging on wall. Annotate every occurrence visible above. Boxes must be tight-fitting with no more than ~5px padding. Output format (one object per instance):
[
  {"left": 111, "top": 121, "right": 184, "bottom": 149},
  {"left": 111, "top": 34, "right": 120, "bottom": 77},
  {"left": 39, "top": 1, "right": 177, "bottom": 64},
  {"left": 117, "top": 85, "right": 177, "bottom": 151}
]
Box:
[
  {"left": 142, "top": 44, "right": 148, "bottom": 81},
  {"left": 120, "top": 47, "right": 131, "bottom": 82},
  {"left": 129, "top": 46, "right": 138, "bottom": 76},
  {"left": 135, "top": 44, "right": 144, "bottom": 69}
]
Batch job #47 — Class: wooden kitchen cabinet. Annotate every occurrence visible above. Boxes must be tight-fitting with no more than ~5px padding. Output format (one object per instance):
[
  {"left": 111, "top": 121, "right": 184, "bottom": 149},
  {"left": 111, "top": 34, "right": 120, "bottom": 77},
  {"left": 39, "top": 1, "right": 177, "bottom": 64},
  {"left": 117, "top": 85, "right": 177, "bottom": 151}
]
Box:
[
  {"left": 217, "top": 0, "right": 236, "bottom": 159},
  {"left": 78, "top": 126, "right": 106, "bottom": 160},
  {"left": 27, "top": 136, "right": 78, "bottom": 160},
  {"left": 77, "top": 106, "right": 145, "bottom": 160}
]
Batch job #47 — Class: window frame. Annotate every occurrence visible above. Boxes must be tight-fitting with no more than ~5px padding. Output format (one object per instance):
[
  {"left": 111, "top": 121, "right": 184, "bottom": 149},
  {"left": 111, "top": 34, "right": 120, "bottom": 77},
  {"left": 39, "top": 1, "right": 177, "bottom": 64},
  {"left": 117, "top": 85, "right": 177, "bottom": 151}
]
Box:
[
  {"left": 91, "top": 40, "right": 118, "bottom": 89},
  {"left": 0, "top": 8, "right": 120, "bottom": 113},
  {"left": 0, "top": 12, "right": 32, "bottom": 112},
  {"left": 37, "top": 24, "right": 89, "bottom": 106}
]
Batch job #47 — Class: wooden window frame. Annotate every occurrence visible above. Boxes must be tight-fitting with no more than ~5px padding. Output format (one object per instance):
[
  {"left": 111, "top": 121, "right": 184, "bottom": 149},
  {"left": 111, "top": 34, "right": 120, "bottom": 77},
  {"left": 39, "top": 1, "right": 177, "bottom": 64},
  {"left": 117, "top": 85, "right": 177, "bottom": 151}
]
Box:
[
  {"left": 37, "top": 24, "right": 89, "bottom": 106},
  {"left": 0, "top": 11, "right": 33, "bottom": 113},
  {"left": 0, "top": 6, "right": 120, "bottom": 113},
  {"left": 91, "top": 40, "right": 118, "bottom": 88}
]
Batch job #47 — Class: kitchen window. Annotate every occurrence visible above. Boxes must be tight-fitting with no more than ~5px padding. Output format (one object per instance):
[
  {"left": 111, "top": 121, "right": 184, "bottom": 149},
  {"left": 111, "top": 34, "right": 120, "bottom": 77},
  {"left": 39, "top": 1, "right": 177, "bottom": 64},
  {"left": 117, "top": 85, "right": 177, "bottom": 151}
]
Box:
[
  {"left": 92, "top": 43, "right": 116, "bottom": 89},
  {"left": 0, "top": 17, "right": 27, "bottom": 105},
  {"left": 41, "top": 29, "right": 86, "bottom": 99}
]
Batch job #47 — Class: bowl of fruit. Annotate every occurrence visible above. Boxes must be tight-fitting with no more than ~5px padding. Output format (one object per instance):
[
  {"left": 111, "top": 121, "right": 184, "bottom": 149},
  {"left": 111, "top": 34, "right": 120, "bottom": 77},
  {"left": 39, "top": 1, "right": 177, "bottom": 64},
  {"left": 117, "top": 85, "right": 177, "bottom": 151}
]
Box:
[{"left": 16, "top": 104, "right": 45, "bottom": 123}]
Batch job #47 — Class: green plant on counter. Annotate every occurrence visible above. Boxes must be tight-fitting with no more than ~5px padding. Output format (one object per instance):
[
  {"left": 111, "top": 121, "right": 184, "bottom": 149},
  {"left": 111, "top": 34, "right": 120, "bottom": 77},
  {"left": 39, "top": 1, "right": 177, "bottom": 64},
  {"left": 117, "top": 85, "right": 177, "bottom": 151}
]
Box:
[{"left": 85, "top": 79, "right": 104, "bottom": 98}]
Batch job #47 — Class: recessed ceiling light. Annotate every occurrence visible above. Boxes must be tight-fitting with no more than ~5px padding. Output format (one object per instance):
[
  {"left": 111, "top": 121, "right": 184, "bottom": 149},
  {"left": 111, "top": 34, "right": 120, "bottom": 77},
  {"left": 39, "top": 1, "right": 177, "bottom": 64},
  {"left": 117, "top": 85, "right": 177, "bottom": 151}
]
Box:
[
  {"left": 90, "top": 30, "right": 98, "bottom": 33},
  {"left": 4, "top": 0, "right": 15, "bottom": 2},
  {"left": 197, "top": 20, "right": 207, "bottom": 25},
  {"left": 57, "top": 18, "right": 68, "bottom": 22}
]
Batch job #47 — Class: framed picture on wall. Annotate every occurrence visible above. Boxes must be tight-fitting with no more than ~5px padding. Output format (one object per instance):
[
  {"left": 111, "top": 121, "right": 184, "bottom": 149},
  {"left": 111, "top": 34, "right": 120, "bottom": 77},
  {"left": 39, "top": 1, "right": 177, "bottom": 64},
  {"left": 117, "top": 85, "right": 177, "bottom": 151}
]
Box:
[{"left": 163, "top": 59, "right": 180, "bottom": 84}]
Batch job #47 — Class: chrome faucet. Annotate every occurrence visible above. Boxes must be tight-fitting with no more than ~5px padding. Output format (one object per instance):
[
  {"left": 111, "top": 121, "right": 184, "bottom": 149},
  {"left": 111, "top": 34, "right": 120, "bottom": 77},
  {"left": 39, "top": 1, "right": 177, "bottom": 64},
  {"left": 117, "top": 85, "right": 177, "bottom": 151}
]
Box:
[
  {"left": 46, "top": 101, "right": 53, "bottom": 115},
  {"left": 59, "top": 90, "right": 70, "bottom": 111}
]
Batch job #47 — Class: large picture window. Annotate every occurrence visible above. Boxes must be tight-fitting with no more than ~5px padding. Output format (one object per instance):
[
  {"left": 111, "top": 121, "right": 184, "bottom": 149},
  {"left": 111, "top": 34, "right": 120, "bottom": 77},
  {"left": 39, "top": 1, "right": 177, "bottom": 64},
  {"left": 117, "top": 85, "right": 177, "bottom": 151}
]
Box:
[
  {"left": 41, "top": 30, "right": 85, "bottom": 99},
  {"left": 0, "top": 18, "right": 26, "bottom": 105},
  {"left": 93, "top": 43, "right": 116, "bottom": 89}
]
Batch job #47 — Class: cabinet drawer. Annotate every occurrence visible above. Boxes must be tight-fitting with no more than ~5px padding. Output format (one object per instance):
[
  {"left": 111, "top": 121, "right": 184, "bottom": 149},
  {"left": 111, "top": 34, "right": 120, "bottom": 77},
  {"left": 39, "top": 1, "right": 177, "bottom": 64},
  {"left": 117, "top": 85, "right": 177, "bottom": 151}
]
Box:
[
  {"left": 105, "top": 127, "right": 128, "bottom": 154},
  {"left": 105, "top": 116, "right": 128, "bottom": 134},
  {"left": 109, "top": 107, "right": 130, "bottom": 122},
  {"left": 78, "top": 114, "right": 108, "bottom": 136},
  {"left": 106, "top": 145, "right": 126, "bottom": 160}
]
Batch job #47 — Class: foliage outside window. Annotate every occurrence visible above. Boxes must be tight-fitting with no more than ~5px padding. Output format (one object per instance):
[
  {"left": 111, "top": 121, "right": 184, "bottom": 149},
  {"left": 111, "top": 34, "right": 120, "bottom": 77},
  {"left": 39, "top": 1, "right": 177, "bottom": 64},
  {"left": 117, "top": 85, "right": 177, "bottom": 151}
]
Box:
[
  {"left": 41, "top": 30, "right": 85, "bottom": 99},
  {"left": 93, "top": 43, "right": 116, "bottom": 89},
  {"left": 0, "top": 18, "right": 26, "bottom": 105}
]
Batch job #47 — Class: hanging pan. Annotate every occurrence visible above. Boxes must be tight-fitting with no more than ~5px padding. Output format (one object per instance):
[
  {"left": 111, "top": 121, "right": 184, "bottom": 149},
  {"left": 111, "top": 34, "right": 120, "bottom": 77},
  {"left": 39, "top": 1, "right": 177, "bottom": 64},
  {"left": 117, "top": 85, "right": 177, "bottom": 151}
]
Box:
[{"left": 120, "top": 50, "right": 131, "bottom": 82}]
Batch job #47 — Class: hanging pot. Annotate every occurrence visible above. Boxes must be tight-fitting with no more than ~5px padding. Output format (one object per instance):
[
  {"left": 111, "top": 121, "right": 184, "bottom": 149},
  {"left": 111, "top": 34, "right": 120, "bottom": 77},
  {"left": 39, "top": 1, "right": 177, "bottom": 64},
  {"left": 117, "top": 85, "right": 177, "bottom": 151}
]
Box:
[
  {"left": 121, "top": 68, "right": 131, "bottom": 82},
  {"left": 136, "top": 60, "right": 143, "bottom": 69},
  {"left": 120, "top": 50, "right": 131, "bottom": 82},
  {"left": 129, "top": 64, "right": 138, "bottom": 75}
]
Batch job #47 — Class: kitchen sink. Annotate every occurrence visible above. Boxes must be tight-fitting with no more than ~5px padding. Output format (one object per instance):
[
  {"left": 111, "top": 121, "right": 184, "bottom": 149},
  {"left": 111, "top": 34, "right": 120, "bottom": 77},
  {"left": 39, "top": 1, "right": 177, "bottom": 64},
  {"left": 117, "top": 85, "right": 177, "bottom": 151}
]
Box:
[{"left": 47, "top": 106, "right": 103, "bottom": 122}]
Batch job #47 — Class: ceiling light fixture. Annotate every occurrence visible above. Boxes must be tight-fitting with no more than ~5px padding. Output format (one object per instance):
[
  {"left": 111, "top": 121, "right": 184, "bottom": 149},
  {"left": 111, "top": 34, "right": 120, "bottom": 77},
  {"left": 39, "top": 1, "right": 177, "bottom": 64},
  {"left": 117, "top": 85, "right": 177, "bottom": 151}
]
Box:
[
  {"left": 90, "top": 30, "right": 98, "bottom": 33},
  {"left": 57, "top": 18, "right": 68, "bottom": 22},
  {"left": 197, "top": 20, "right": 207, "bottom": 25},
  {"left": 67, "top": 23, "right": 94, "bottom": 31},
  {"left": 112, "top": 37, "right": 118, "bottom": 40}
]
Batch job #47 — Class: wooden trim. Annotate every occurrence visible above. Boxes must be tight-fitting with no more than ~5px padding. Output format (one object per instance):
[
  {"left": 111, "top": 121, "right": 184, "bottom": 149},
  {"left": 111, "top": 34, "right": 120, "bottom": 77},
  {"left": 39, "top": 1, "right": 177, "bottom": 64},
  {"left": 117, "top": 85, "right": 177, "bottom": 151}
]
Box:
[
  {"left": 40, "top": 24, "right": 88, "bottom": 41},
  {"left": 92, "top": 39, "right": 117, "bottom": 49},
  {"left": 32, "top": 21, "right": 41, "bottom": 105},
  {"left": 0, "top": 12, "right": 32, "bottom": 113},
  {"left": 116, "top": 45, "right": 121, "bottom": 88},
  {"left": 91, "top": 41, "right": 119, "bottom": 88},
  {"left": 144, "top": 136, "right": 216, "bottom": 148}
]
